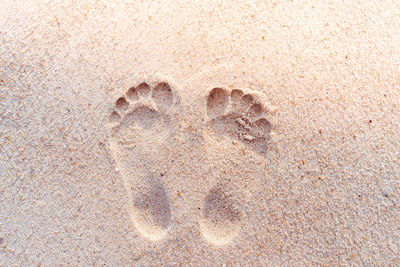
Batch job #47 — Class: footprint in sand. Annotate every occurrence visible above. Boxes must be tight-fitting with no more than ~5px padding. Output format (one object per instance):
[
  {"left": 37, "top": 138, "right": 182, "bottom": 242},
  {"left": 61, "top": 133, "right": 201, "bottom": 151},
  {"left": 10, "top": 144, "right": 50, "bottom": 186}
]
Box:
[
  {"left": 200, "top": 87, "right": 274, "bottom": 246},
  {"left": 107, "top": 81, "right": 179, "bottom": 241}
]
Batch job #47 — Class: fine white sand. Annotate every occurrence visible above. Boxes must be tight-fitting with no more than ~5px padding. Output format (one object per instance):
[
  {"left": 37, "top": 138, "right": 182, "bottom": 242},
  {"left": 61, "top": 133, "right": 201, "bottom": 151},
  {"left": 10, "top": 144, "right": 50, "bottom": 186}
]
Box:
[{"left": 1, "top": 0, "right": 399, "bottom": 265}]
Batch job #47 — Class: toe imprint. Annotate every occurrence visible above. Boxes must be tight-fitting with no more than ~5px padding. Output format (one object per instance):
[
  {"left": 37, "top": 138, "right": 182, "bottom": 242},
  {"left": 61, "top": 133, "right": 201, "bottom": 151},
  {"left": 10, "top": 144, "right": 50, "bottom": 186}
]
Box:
[
  {"left": 206, "top": 87, "right": 230, "bottom": 118},
  {"left": 126, "top": 86, "right": 139, "bottom": 101},
  {"left": 152, "top": 82, "right": 173, "bottom": 112},
  {"left": 115, "top": 97, "right": 130, "bottom": 112},
  {"left": 136, "top": 82, "right": 151, "bottom": 98}
]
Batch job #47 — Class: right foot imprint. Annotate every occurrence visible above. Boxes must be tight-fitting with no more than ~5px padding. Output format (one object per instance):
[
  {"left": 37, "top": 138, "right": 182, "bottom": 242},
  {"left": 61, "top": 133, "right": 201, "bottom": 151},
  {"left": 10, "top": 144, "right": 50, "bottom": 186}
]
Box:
[
  {"left": 200, "top": 87, "right": 274, "bottom": 246},
  {"left": 107, "top": 81, "right": 178, "bottom": 241}
]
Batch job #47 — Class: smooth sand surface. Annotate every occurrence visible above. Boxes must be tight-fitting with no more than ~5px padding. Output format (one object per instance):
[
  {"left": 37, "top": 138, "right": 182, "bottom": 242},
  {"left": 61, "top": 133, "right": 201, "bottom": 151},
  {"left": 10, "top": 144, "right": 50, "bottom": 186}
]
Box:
[{"left": 1, "top": 0, "right": 399, "bottom": 265}]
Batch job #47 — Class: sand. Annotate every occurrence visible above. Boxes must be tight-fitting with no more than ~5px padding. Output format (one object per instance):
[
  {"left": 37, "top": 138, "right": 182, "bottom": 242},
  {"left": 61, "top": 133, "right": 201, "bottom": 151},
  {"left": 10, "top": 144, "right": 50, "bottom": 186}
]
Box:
[{"left": 1, "top": 0, "right": 399, "bottom": 265}]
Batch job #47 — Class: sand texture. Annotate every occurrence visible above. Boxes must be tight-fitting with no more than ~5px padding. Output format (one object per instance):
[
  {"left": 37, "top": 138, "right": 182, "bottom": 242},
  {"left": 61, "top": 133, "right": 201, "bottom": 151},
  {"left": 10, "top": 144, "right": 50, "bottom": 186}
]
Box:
[{"left": 1, "top": 0, "right": 400, "bottom": 266}]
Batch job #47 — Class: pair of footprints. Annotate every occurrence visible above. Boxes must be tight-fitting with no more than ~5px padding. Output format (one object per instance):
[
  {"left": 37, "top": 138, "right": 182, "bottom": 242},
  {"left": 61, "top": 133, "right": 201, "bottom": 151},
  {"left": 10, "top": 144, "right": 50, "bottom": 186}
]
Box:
[{"left": 108, "top": 81, "right": 273, "bottom": 246}]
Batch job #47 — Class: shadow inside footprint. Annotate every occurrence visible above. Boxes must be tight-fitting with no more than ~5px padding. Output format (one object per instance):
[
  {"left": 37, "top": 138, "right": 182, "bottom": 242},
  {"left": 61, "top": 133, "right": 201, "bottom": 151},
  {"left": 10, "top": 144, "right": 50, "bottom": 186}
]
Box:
[
  {"left": 131, "top": 180, "right": 171, "bottom": 241},
  {"left": 203, "top": 186, "right": 241, "bottom": 223},
  {"left": 200, "top": 185, "right": 241, "bottom": 246}
]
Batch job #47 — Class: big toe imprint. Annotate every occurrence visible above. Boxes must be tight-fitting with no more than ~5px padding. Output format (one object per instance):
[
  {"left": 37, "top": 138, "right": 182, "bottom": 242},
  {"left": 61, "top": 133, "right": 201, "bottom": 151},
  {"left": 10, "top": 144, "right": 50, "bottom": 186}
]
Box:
[{"left": 107, "top": 80, "right": 178, "bottom": 241}]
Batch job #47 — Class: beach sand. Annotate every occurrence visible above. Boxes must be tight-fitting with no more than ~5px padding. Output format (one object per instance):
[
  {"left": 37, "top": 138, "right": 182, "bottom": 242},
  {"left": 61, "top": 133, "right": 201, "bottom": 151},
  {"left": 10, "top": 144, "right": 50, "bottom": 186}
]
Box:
[{"left": 1, "top": 0, "right": 399, "bottom": 265}]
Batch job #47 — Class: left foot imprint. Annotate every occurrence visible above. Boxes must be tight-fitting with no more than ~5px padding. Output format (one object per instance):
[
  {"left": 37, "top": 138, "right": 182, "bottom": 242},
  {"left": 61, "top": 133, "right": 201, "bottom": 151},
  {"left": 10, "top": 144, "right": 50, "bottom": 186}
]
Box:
[{"left": 107, "top": 81, "right": 178, "bottom": 241}]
